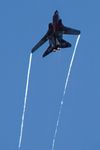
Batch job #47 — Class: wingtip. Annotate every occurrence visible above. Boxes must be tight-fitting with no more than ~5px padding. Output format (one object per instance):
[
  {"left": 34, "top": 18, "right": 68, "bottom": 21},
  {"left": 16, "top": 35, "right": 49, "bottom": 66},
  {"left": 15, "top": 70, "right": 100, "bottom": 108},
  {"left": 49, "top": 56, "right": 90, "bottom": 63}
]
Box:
[
  {"left": 76, "top": 30, "right": 81, "bottom": 35},
  {"left": 79, "top": 31, "right": 81, "bottom": 34},
  {"left": 78, "top": 30, "right": 81, "bottom": 34},
  {"left": 31, "top": 49, "right": 33, "bottom": 54}
]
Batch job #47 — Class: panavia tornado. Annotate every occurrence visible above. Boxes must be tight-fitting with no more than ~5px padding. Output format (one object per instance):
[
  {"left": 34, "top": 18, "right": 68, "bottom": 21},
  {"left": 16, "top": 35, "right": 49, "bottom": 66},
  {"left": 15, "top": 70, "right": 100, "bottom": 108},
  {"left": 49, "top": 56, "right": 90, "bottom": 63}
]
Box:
[{"left": 31, "top": 10, "right": 80, "bottom": 57}]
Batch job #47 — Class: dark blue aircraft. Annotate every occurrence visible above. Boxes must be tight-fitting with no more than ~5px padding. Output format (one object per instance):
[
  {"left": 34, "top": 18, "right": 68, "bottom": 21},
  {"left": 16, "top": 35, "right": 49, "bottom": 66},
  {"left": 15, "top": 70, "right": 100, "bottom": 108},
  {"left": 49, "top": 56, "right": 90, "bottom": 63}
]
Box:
[{"left": 31, "top": 10, "right": 80, "bottom": 57}]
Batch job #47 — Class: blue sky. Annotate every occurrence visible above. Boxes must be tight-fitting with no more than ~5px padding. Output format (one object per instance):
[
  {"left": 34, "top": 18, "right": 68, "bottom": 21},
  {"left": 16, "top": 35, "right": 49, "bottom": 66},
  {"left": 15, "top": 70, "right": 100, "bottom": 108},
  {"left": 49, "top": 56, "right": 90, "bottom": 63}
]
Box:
[{"left": 0, "top": 0, "right": 100, "bottom": 150}]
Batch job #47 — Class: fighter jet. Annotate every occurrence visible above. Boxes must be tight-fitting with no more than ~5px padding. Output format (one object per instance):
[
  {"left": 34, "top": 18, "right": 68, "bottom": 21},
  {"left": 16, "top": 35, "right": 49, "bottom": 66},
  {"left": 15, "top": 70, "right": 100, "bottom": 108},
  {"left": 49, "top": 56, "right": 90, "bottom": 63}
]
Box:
[{"left": 31, "top": 10, "right": 80, "bottom": 57}]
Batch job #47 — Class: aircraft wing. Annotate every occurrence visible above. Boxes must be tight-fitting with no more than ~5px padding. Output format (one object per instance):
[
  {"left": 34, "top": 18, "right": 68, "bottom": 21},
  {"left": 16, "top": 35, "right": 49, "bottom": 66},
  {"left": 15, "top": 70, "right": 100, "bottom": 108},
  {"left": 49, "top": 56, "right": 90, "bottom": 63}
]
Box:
[
  {"left": 31, "top": 32, "right": 49, "bottom": 53},
  {"left": 62, "top": 26, "right": 81, "bottom": 35}
]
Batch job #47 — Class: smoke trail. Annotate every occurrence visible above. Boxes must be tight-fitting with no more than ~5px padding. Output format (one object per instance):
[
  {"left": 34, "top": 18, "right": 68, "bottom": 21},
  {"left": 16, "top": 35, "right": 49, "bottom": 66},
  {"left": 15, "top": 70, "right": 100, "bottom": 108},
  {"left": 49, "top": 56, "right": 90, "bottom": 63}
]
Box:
[
  {"left": 51, "top": 35, "right": 80, "bottom": 150},
  {"left": 18, "top": 53, "right": 32, "bottom": 149}
]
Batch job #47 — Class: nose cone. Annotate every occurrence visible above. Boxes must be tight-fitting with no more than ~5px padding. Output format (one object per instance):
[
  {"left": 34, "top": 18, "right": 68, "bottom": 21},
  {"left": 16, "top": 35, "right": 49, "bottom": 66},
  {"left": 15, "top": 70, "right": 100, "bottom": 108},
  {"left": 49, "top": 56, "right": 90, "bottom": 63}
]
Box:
[
  {"left": 53, "top": 10, "right": 59, "bottom": 23},
  {"left": 54, "top": 10, "right": 59, "bottom": 15}
]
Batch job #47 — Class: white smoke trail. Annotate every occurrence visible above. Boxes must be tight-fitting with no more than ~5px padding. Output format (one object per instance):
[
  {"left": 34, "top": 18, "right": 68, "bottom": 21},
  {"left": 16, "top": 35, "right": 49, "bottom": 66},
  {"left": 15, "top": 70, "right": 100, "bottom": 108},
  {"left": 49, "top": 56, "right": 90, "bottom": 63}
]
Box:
[
  {"left": 51, "top": 35, "right": 80, "bottom": 150},
  {"left": 18, "top": 53, "right": 32, "bottom": 149}
]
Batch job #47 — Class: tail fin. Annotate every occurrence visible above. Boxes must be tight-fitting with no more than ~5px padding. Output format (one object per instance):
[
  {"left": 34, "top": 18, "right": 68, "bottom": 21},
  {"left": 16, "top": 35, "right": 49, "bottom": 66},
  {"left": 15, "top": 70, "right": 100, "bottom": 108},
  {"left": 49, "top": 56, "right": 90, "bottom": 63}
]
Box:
[{"left": 42, "top": 46, "right": 53, "bottom": 57}]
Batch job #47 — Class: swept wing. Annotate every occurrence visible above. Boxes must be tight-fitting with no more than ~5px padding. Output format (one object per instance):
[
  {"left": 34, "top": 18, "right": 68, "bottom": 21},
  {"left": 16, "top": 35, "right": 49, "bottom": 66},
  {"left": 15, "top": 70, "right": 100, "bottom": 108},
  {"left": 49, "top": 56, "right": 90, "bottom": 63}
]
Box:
[
  {"left": 31, "top": 30, "right": 51, "bottom": 53},
  {"left": 62, "top": 26, "right": 80, "bottom": 35}
]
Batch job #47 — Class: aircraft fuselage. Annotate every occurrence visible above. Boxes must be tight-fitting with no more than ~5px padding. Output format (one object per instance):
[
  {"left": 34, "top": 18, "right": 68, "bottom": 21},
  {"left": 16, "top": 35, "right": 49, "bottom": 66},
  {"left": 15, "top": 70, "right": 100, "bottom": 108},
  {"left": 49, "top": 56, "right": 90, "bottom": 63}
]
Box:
[{"left": 31, "top": 10, "right": 81, "bottom": 57}]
